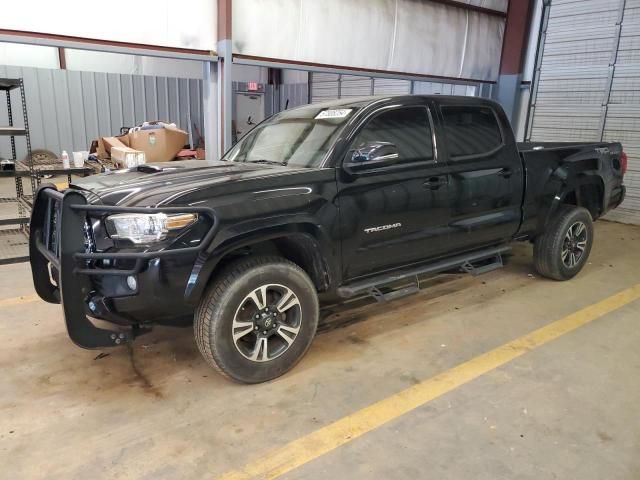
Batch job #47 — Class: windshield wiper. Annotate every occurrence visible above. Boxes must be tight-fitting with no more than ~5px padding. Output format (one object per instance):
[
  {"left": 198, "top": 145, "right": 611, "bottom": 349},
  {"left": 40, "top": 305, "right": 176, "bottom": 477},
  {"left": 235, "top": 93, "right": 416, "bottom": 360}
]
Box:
[{"left": 245, "top": 159, "right": 287, "bottom": 166}]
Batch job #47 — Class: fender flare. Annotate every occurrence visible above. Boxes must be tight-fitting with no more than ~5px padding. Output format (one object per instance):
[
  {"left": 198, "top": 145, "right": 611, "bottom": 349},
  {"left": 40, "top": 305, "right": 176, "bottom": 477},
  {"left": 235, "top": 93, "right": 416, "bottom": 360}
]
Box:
[
  {"left": 538, "top": 171, "right": 605, "bottom": 235},
  {"left": 183, "top": 222, "right": 337, "bottom": 305}
]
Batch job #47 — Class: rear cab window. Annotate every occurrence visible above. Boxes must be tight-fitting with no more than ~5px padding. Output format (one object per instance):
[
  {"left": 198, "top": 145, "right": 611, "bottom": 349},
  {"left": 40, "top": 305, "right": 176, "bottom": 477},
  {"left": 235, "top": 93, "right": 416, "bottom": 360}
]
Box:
[{"left": 440, "top": 106, "right": 503, "bottom": 160}]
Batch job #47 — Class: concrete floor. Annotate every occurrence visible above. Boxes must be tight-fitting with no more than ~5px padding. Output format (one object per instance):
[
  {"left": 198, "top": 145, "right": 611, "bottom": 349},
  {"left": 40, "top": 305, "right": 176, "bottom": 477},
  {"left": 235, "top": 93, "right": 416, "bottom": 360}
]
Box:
[{"left": 1, "top": 220, "right": 639, "bottom": 479}]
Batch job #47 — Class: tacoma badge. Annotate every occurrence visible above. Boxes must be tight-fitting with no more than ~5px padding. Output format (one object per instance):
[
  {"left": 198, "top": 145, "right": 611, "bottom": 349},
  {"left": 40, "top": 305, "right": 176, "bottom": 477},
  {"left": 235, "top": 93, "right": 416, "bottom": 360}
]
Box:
[{"left": 364, "top": 223, "right": 402, "bottom": 233}]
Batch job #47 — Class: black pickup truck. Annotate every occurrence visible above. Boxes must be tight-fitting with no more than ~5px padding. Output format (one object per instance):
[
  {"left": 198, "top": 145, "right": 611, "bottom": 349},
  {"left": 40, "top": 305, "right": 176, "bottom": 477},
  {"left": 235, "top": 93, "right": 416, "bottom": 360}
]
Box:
[{"left": 29, "top": 95, "right": 627, "bottom": 383}]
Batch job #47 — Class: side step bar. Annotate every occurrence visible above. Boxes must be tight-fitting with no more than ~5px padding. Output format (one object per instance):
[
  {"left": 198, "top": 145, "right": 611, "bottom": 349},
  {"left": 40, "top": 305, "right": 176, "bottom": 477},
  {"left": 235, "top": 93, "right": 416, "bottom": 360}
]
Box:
[{"left": 337, "top": 245, "right": 511, "bottom": 301}]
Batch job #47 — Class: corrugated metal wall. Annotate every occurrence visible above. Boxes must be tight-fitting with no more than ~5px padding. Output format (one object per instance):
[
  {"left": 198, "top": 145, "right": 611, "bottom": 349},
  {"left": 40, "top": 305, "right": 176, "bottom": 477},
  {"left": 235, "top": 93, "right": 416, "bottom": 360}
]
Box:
[
  {"left": 0, "top": 65, "right": 203, "bottom": 161},
  {"left": 309, "top": 73, "right": 341, "bottom": 102},
  {"left": 264, "top": 83, "right": 310, "bottom": 118},
  {"left": 310, "top": 73, "right": 478, "bottom": 103},
  {"left": 527, "top": 0, "right": 640, "bottom": 225}
]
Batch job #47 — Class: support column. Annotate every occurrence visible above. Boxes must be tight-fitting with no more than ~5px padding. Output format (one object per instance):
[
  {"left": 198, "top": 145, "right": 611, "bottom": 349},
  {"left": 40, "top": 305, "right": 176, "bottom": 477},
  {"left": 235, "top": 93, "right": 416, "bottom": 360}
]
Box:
[
  {"left": 203, "top": 61, "right": 219, "bottom": 160},
  {"left": 218, "top": 0, "right": 233, "bottom": 155},
  {"left": 494, "top": 0, "right": 534, "bottom": 123}
]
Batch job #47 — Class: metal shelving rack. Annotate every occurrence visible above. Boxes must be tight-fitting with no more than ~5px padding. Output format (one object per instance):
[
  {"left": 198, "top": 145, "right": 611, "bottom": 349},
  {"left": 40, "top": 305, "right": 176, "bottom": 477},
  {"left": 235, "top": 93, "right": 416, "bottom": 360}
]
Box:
[
  {"left": 0, "top": 78, "right": 94, "bottom": 265},
  {"left": 0, "top": 78, "right": 33, "bottom": 264}
]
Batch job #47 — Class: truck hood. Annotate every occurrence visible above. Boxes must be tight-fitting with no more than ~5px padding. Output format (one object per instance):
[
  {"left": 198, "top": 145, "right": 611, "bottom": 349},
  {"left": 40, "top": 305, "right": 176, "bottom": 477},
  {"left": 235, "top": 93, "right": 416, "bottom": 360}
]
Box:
[{"left": 72, "top": 160, "right": 305, "bottom": 206}]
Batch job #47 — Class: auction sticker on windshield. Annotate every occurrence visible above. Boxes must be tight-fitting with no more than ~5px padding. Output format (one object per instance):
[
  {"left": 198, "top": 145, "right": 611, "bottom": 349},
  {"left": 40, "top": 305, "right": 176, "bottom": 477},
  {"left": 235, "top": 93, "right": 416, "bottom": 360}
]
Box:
[{"left": 315, "top": 109, "right": 352, "bottom": 120}]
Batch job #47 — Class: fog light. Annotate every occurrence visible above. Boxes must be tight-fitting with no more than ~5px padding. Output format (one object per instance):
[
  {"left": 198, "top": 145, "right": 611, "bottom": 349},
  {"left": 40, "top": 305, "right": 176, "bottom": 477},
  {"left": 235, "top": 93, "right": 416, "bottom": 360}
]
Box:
[{"left": 126, "top": 275, "right": 137, "bottom": 291}]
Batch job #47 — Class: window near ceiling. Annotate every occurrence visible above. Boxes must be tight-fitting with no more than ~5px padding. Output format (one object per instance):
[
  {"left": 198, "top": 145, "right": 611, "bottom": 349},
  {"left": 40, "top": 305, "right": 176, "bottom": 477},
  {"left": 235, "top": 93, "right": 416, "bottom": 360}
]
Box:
[
  {"left": 441, "top": 106, "right": 502, "bottom": 159},
  {"left": 351, "top": 106, "right": 434, "bottom": 165}
]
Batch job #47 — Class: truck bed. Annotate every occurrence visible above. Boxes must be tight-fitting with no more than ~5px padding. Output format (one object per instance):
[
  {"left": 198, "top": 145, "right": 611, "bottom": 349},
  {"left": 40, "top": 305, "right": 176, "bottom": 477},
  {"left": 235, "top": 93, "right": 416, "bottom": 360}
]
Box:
[
  {"left": 516, "top": 140, "right": 625, "bottom": 237},
  {"left": 517, "top": 141, "right": 617, "bottom": 153}
]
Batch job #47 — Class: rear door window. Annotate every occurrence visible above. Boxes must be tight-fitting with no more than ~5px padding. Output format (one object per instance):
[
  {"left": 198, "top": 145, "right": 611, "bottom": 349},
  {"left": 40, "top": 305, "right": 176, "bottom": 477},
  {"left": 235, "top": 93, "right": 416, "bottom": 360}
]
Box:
[{"left": 441, "top": 106, "right": 502, "bottom": 159}]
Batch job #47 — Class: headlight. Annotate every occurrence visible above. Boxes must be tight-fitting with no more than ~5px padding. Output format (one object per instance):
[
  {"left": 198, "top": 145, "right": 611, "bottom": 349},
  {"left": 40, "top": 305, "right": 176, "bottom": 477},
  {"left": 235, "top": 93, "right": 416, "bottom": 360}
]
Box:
[{"left": 105, "top": 213, "right": 197, "bottom": 244}]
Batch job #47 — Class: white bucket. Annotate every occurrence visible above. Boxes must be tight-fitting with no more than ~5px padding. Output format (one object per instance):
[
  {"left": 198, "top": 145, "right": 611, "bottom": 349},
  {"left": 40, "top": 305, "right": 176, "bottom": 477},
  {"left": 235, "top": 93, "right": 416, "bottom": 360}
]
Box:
[{"left": 72, "top": 151, "right": 84, "bottom": 168}]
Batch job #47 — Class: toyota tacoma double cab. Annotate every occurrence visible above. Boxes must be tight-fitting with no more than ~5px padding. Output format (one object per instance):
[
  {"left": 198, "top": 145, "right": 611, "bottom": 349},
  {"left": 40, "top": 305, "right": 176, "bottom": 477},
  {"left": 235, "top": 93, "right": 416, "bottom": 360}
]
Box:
[{"left": 29, "top": 95, "right": 627, "bottom": 383}]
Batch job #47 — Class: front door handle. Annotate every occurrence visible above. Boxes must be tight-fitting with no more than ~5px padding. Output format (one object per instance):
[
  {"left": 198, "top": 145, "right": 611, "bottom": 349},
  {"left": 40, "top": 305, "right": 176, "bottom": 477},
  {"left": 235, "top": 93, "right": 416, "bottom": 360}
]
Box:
[
  {"left": 423, "top": 176, "right": 448, "bottom": 189},
  {"left": 497, "top": 168, "right": 512, "bottom": 178}
]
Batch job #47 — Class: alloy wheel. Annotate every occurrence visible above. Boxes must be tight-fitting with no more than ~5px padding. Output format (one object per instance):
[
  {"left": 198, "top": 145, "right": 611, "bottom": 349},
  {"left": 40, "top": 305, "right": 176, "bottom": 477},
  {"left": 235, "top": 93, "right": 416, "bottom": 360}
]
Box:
[
  {"left": 561, "top": 221, "right": 588, "bottom": 268},
  {"left": 231, "top": 284, "right": 302, "bottom": 362}
]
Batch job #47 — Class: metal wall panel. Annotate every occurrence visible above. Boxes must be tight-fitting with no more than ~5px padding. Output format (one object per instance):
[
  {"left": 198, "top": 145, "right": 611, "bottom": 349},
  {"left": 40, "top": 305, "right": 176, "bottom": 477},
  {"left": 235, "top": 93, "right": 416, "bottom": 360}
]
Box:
[
  {"left": 339, "top": 75, "right": 373, "bottom": 97},
  {"left": 311, "top": 74, "right": 479, "bottom": 103},
  {"left": 604, "top": 0, "right": 640, "bottom": 223},
  {"left": 263, "top": 83, "right": 309, "bottom": 118},
  {"left": 279, "top": 83, "right": 309, "bottom": 111},
  {"left": 310, "top": 73, "right": 340, "bottom": 103},
  {"left": 373, "top": 78, "right": 411, "bottom": 95},
  {"left": 412, "top": 81, "right": 478, "bottom": 96},
  {"left": 527, "top": 0, "right": 640, "bottom": 224},
  {"left": 0, "top": 65, "right": 203, "bottom": 162}
]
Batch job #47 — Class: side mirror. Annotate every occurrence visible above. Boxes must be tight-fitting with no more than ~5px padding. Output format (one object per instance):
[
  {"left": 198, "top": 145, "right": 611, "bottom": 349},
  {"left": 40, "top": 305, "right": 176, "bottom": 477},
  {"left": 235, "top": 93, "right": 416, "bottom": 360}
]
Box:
[{"left": 343, "top": 141, "right": 400, "bottom": 173}]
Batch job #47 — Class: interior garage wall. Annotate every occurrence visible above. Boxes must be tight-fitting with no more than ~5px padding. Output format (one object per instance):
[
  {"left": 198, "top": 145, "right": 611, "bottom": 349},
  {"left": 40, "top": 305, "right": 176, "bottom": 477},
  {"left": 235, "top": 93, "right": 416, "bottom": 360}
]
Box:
[
  {"left": 0, "top": 66, "right": 203, "bottom": 161},
  {"left": 526, "top": 0, "right": 640, "bottom": 225},
  {"left": 233, "top": 0, "right": 505, "bottom": 81}
]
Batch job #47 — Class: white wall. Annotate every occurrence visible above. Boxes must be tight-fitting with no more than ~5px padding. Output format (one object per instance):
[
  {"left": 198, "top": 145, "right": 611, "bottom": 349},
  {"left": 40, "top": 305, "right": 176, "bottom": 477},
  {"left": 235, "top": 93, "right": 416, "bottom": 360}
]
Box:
[
  {"left": 233, "top": 65, "right": 268, "bottom": 83},
  {"left": 233, "top": 0, "right": 505, "bottom": 81},
  {"left": 3, "top": 0, "right": 217, "bottom": 50},
  {"left": 64, "top": 50, "right": 136, "bottom": 75},
  {"left": 0, "top": 42, "right": 309, "bottom": 84},
  {"left": 282, "top": 70, "right": 309, "bottom": 84},
  {"left": 453, "top": 0, "right": 508, "bottom": 12},
  {"left": 64, "top": 50, "right": 204, "bottom": 79},
  {"left": 0, "top": 42, "right": 59, "bottom": 69},
  {"left": 0, "top": 43, "right": 204, "bottom": 79}
]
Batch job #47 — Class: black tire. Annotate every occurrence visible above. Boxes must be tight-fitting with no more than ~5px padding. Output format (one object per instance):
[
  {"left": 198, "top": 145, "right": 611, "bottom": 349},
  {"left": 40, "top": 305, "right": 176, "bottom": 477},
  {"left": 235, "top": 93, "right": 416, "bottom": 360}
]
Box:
[
  {"left": 194, "top": 256, "right": 319, "bottom": 383},
  {"left": 533, "top": 205, "right": 594, "bottom": 281}
]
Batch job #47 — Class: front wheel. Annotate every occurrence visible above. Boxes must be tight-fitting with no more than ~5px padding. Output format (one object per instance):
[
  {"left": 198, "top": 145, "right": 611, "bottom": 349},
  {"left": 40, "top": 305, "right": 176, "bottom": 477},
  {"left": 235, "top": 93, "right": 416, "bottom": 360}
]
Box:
[
  {"left": 533, "top": 205, "right": 594, "bottom": 281},
  {"left": 194, "top": 256, "right": 319, "bottom": 383}
]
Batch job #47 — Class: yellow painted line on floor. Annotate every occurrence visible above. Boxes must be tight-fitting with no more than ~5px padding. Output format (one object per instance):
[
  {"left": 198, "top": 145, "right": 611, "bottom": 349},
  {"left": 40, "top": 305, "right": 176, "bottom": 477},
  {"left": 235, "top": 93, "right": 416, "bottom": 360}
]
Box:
[
  {"left": 218, "top": 283, "right": 640, "bottom": 480},
  {"left": 54, "top": 181, "right": 68, "bottom": 191},
  {"left": 0, "top": 293, "right": 40, "bottom": 308}
]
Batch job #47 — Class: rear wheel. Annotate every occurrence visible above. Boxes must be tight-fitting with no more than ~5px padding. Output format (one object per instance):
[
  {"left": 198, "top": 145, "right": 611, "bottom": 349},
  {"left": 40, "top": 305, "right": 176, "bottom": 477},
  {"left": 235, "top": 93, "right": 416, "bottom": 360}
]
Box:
[
  {"left": 533, "top": 206, "right": 594, "bottom": 281},
  {"left": 194, "top": 256, "right": 319, "bottom": 383}
]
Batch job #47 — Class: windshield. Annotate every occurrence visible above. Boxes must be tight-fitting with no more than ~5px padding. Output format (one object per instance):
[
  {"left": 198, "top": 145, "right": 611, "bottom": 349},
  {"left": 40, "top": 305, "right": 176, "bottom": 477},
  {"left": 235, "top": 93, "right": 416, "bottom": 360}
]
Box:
[{"left": 223, "top": 104, "right": 357, "bottom": 168}]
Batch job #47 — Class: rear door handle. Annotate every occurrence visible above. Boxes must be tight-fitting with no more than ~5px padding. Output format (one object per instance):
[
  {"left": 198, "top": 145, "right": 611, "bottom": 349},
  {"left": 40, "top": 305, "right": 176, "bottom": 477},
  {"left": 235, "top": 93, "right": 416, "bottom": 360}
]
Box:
[
  {"left": 423, "top": 176, "right": 448, "bottom": 189},
  {"left": 497, "top": 168, "right": 512, "bottom": 178}
]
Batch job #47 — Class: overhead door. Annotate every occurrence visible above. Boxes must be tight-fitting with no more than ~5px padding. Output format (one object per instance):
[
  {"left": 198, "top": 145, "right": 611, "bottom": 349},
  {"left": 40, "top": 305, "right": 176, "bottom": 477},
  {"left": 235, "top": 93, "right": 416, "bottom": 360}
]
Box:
[
  {"left": 309, "top": 73, "right": 340, "bottom": 103},
  {"left": 527, "top": 0, "right": 640, "bottom": 224}
]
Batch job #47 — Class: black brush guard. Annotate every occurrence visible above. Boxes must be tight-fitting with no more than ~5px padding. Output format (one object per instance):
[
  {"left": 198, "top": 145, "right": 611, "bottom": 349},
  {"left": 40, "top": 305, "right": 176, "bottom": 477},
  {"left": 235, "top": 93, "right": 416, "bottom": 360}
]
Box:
[{"left": 29, "top": 185, "right": 218, "bottom": 349}]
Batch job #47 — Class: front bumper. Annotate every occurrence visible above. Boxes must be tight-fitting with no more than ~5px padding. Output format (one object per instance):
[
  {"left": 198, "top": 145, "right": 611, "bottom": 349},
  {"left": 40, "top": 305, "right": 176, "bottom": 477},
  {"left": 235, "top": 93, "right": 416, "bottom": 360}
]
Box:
[{"left": 29, "top": 185, "right": 217, "bottom": 349}]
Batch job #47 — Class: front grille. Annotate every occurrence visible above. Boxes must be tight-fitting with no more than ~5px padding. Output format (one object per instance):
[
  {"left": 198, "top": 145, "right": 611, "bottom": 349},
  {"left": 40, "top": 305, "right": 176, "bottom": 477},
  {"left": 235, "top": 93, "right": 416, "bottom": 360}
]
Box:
[
  {"left": 83, "top": 219, "right": 96, "bottom": 253},
  {"left": 44, "top": 197, "right": 60, "bottom": 257}
]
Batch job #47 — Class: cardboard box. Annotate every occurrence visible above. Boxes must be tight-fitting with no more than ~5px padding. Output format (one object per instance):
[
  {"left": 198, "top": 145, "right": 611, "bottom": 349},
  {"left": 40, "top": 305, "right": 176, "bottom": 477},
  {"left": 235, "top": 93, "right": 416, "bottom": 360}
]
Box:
[
  {"left": 111, "top": 146, "right": 146, "bottom": 168},
  {"left": 97, "top": 135, "right": 130, "bottom": 160},
  {"left": 127, "top": 125, "right": 188, "bottom": 162}
]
